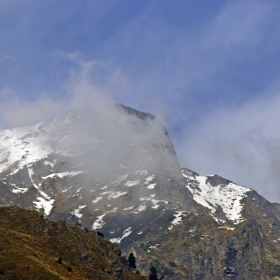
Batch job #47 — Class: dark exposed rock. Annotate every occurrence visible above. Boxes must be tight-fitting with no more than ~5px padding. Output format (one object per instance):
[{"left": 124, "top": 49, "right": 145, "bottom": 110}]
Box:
[
  {"left": 117, "top": 103, "right": 155, "bottom": 120},
  {"left": 172, "top": 220, "right": 266, "bottom": 280},
  {"left": 206, "top": 175, "right": 233, "bottom": 187}
]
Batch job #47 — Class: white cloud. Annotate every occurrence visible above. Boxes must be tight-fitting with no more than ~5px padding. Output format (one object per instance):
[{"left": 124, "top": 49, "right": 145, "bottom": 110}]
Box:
[
  {"left": 179, "top": 92, "right": 280, "bottom": 202},
  {"left": 0, "top": 0, "right": 279, "bottom": 205},
  {"left": 1, "top": 54, "right": 16, "bottom": 61},
  {"left": 0, "top": 54, "right": 129, "bottom": 128}
]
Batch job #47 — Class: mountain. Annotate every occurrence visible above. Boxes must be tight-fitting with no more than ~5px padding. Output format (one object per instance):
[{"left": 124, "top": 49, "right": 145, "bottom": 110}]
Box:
[
  {"left": 1, "top": 103, "right": 280, "bottom": 279},
  {"left": 0, "top": 205, "right": 147, "bottom": 280}
]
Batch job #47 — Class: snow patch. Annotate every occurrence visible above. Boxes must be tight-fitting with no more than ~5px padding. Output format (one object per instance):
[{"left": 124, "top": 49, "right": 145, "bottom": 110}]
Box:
[
  {"left": 71, "top": 205, "right": 87, "bottom": 219},
  {"left": 33, "top": 196, "right": 54, "bottom": 215},
  {"left": 43, "top": 160, "right": 55, "bottom": 168},
  {"left": 92, "top": 197, "right": 103, "bottom": 203},
  {"left": 12, "top": 186, "right": 28, "bottom": 194},
  {"left": 133, "top": 204, "right": 146, "bottom": 213},
  {"left": 99, "top": 190, "right": 127, "bottom": 200},
  {"left": 42, "top": 171, "right": 84, "bottom": 179},
  {"left": 146, "top": 184, "right": 156, "bottom": 189},
  {"left": 100, "top": 191, "right": 111, "bottom": 195},
  {"left": 92, "top": 214, "right": 106, "bottom": 230},
  {"left": 27, "top": 166, "right": 38, "bottom": 189},
  {"left": 110, "top": 227, "right": 132, "bottom": 243},
  {"left": 61, "top": 186, "right": 73, "bottom": 193},
  {"left": 139, "top": 197, "right": 168, "bottom": 209},
  {"left": 151, "top": 199, "right": 168, "bottom": 209},
  {"left": 138, "top": 204, "right": 146, "bottom": 212},
  {"left": 92, "top": 208, "right": 118, "bottom": 230},
  {"left": 108, "top": 191, "right": 127, "bottom": 199},
  {"left": 123, "top": 205, "right": 134, "bottom": 211},
  {"left": 169, "top": 211, "right": 187, "bottom": 230},
  {"left": 124, "top": 180, "right": 140, "bottom": 187},
  {"left": 218, "top": 226, "right": 235, "bottom": 231},
  {"left": 146, "top": 175, "right": 155, "bottom": 182},
  {"left": 145, "top": 175, "right": 156, "bottom": 189},
  {"left": 0, "top": 124, "right": 54, "bottom": 173},
  {"left": 185, "top": 174, "right": 251, "bottom": 224}
]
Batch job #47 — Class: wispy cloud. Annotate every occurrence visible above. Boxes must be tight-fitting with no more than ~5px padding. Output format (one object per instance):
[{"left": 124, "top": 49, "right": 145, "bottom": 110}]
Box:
[
  {"left": 1, "top": 54, "right": 16, "bottom": 61},
  {"left": 179, "top": 91, "right": 280, "bottom": 202},
  {"left": 0, "top": 53, "right": 128, "bottom": 128},
  {"left": 0, "top": 1, "right": 280, "bottom": 203}
]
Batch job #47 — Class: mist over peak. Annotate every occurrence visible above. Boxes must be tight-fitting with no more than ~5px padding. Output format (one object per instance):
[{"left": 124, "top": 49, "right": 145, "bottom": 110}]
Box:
[
  {"left": 117, "top": 103, "right": 155, "bottom": 121},
  {"left": 2, "top": 101, "right": 280, "bottom": 279},
  {"left": 0, "top": 101, "right": 190, "bottom": 208}
]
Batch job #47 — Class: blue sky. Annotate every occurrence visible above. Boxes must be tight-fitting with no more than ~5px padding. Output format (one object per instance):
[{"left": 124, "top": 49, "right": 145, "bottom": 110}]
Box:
[{"left": 1, "top": 0, "right": 280, "bottom": 201}]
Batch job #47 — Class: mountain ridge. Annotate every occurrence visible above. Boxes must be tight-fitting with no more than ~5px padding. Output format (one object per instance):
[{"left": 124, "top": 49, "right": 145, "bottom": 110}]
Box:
[{"left": 1, "top": 104, "right": 280, "bottom": 279}]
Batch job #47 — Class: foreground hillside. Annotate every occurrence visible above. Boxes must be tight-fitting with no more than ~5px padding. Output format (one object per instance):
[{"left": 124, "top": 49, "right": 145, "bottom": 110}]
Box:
[{"left": 0, "top": 206, "right": 147, "bottom": 280}]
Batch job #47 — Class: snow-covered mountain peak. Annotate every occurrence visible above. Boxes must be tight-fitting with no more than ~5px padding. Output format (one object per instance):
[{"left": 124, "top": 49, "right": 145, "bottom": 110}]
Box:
[
  {"left": 182, "top": 169, "right": 252, "bottom": 224},
  {"left": 0, "top": 104, "right": 160, "bottom": 175},
  {"left": 2, "top": 105, "right": 280, "bottom": 278},
  {"left": 0, "top": 123, "right": 52, "bottom": 174},
  {"left": 0, "top": 104, "right": 193, "bottom": 225}
]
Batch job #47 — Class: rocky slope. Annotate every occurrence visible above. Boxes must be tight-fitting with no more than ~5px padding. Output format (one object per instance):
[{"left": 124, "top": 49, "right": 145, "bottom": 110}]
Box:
[
  {"left": 128, "top": 168, "right": 280, "bottom": 279},
  {"left": 1, "top": 104, "right": 280, "bottom": 279}
]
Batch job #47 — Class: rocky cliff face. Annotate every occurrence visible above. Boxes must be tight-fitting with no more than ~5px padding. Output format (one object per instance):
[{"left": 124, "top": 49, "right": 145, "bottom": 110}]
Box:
[
  {"left": 175, "top": 220, "right": 266, "bottom": 280},
  {"left": 0, "top": 104, "right": 280, "bottom": 279}
]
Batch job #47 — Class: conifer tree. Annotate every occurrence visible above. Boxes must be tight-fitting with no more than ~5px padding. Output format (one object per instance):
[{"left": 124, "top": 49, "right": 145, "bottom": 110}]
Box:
[
  {"left": 127, "top": 252, "right": 136, "bottom": 269},
  {"left": 97, "top": 231, "right": 104, "bottom": 238},
  {"left": 149, "top": 266, "right": 158, "bottom": 280}
]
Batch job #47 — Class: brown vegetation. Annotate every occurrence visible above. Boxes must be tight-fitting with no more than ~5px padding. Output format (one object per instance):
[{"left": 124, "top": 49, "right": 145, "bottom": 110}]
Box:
[{"left": 0, "top": 206, "right": 147, "bottom": 280}]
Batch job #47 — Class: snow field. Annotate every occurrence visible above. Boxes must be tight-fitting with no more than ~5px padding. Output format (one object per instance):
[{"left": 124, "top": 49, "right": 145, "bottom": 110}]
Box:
[{"left": 183, "top": 171, "right": 251, "bottom": 224}]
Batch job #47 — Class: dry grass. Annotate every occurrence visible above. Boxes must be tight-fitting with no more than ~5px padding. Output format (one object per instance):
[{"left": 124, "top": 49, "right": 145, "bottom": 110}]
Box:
[{"left": 0, "top": 206, "right": 147, "bottom": 280}]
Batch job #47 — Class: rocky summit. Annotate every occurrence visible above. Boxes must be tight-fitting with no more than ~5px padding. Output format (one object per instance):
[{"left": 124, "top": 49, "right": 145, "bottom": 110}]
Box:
[{"left": 1, "top": 103, "right": 280, "bottom": 279}]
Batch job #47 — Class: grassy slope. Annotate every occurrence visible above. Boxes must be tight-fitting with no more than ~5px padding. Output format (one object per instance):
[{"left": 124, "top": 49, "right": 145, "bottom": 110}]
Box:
[{"left": 0, "top": 206, "right": 147, "bottom": 280}]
